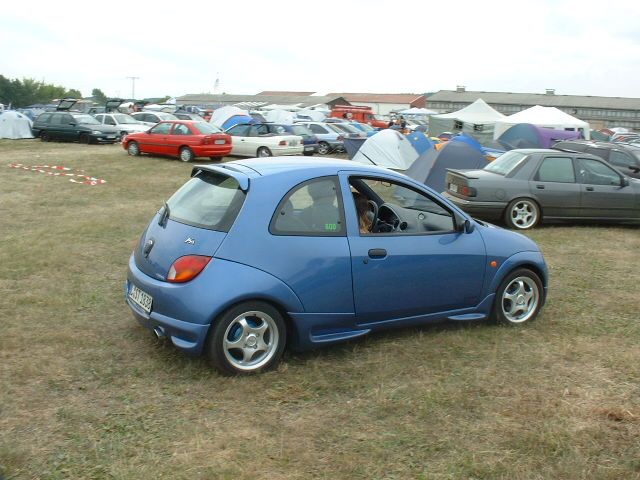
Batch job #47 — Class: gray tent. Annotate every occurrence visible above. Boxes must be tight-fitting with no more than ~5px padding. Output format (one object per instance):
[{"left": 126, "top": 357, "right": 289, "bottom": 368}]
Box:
[
  {"left": 0, "top": 111, "right": 34, "bottom": 139},
  {"left": 406, "top": 140, "right": 488, "bottom": 193}
]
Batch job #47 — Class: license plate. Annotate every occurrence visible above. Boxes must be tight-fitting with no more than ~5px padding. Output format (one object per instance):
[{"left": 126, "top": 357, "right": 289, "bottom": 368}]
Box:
[
  {"left": 106, "top": 135, "right": 116, "bottom": 139},
  {"left": 304, "top": 146, "right": 314, "bottom": 151},
  {"left": 214, "top": 139, "right": 226, "bottom": 144},
  {"left": 449, "top": 183, "right": 458, "bottom": 193},
  {"left": 129, "top": 284, "right": 153, "bottom": 313}
]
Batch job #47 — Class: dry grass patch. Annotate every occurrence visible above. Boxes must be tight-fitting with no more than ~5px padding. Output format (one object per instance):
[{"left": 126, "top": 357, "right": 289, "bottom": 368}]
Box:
[{"left": 1, "top": 139, "right": 639, "bottom": 479}]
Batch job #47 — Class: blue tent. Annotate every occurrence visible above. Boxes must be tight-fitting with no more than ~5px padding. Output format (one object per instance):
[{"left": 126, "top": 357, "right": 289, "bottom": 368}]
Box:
[
  {"left": 221, "top": 114, "right": 256, "bottom": 130},
  {"left": 450, "top": 133, "right": 505, "bottom": 160},
  {"left": 406, "top": 141, "right": 488, "bottom": 192},
  {"left": 406, "top": 131, "right": 434, "bottom": 155},
  {"left": 343, "top": 137, "right": 367, "bottom": 159}
]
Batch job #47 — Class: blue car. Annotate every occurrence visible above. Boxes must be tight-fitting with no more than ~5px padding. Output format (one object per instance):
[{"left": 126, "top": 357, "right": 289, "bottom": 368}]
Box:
[{"left": 126, "top": 158, "right": 548, "bottom": 375}]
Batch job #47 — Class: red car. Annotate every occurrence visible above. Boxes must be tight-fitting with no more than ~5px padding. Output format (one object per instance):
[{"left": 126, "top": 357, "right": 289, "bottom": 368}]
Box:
[{"left": 123, "top": 120, "right": 232, "bottom": 162}]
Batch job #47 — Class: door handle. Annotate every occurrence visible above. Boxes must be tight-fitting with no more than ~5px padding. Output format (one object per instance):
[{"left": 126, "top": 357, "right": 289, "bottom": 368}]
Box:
[
  {"left": 586, "top": 186, "right": 594, "bottom": 191},
  {"left": 536, "top": 185, "right": 545, "bottom": 189},
  {"left": 368, "top": 248, "right": 387, "bottom": 258}
]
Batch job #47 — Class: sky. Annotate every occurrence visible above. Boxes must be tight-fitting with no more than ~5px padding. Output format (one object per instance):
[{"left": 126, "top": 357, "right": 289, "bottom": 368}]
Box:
[{"left": 2, "top": 0, "right": 640, "bottom": 100}]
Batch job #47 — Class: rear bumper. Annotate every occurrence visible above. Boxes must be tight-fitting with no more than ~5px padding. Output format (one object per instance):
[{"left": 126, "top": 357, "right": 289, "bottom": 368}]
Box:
[
  {"left": 191, "top": 145, "right": 233, "bottom": 157},
  {"left": 272, "top": 146, "right": 305, "bottom": 156},
  {"left": 442, "top": 192, "right": 506, "bottom": 220}
]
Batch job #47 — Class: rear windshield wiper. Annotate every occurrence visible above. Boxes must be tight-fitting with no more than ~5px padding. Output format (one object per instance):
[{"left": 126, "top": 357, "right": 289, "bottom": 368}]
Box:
[{"left": 159, "top": 201, "right": 170, "bottom": 227}]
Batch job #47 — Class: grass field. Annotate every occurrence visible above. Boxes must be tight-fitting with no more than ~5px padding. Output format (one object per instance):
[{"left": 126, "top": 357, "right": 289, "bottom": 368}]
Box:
[{"left": 1, "top": 139, "right": 639, "bottom": 480}]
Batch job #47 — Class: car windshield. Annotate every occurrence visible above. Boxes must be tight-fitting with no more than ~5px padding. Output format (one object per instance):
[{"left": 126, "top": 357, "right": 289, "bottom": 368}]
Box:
[
  {"left": 73, "top": 114, "right": 100, "bottom": 125},
  {"left": 193, "top": 122, "right": 222, "bottom": 134},
  {"left": 113, "top": 114, "right": 140, "bottom": 124},
  {"left": 484, "top": 151, "right": 528, "bottom": 175},
  {"left": 333, "top": 124, "right": 358, "bottom": 134},
  {"left": 167, "top": 171, "right": 245, "bottom": 232}
]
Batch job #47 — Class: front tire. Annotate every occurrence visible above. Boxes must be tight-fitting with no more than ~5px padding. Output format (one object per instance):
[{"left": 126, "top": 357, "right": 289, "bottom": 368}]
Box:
[
  {"left": 179, "top": 146, "right": 195, "bottom": 162},
  {"left": 491, "top": 268, "right": 543, "bottom": 326},
  {"left": 207, "top": 301, "right": 286, "bottom": 376},
  {"left": 127, "top": 141, "right": 140, "bottom": 156},
  {"left": 504, "top": 198, "right": 540, "bottom": 230},
  {"left": 79, "top": 133, "right": 91, "bottom": 145},
  {"left": 40, "top": 131, "right": 50, "bottom": 142},
  {"left": 256, "top": 147, "right": 272, "bottom": 157}
]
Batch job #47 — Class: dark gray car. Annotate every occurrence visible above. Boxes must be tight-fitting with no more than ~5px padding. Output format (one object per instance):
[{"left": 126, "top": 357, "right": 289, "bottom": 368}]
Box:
[{"left": 442, "top": 149, "right": 640, "bottom": 229}]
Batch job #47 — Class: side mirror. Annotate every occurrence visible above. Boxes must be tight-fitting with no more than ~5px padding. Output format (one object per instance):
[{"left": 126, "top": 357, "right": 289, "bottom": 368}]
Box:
[
  {"left": 455, "top": 213, "right": 474, "bottom": 233},
  {"left": 621, "top": 177, "right": 630, "bottom": 187}
]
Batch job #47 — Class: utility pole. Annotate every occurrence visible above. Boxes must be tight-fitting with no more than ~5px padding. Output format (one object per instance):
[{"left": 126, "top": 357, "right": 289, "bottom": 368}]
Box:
[{"left": 126, "top": 76, "right": 140, "bottom": 100}]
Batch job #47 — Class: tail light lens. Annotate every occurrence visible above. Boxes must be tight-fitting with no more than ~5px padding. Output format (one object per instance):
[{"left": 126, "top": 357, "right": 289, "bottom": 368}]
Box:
[
  {"left": 452, "top": 184, "right": 476, "bottom": 197},
  {"left": 337, "top": 135, "right": 344, "bottom": 141},
  {"left": 167, "top": 255, "right": 212, "bottom": 283},
  {"left": 201, "top": 136, "right": 211, "bottom": 145},
  {"left": 278, "top": 140, "right": 287, "bottom": 146}
]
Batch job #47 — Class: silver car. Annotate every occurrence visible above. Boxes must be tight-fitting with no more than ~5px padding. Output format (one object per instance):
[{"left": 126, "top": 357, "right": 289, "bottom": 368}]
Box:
[{"left": 443, "top": 149, "right": 640, "bottom": 229}]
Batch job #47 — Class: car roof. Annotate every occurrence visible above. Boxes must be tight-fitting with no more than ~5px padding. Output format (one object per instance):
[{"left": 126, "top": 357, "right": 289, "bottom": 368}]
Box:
[{"left": 195, "top": 157, "right": 397, "bottom": 179}]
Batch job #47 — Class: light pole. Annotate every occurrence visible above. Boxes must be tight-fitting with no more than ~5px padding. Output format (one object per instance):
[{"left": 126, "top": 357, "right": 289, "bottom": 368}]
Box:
[{"left": 126, "top": 76, "right": 140, "bottom": 99}]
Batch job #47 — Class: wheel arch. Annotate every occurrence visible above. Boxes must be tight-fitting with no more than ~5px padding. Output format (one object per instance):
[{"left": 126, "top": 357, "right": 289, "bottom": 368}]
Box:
[{"left": 487, "top": 253, "right": 549, "bottom": 303}]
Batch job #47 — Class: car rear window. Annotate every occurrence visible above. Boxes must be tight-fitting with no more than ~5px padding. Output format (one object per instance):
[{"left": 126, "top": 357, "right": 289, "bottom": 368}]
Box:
[
  {"left": 166, "top": 171, "right": 246, "bottom": 232},
  {"left": 193, "top": 122, "right": 222, "bottom": 134},
  {"left": 484, "top": 151, "right": 528, "bottom": 175}
]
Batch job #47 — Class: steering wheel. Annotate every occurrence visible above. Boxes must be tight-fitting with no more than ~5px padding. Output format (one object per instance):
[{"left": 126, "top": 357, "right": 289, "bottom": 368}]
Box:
[{"left": 366, "top": 200, "right": 379, "bottom": 232}]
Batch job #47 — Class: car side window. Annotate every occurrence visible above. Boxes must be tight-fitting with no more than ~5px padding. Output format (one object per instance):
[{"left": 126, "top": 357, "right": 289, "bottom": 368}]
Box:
[
  {"left": 150, "top": 123, "right": 172, "bottom": 134},
  {"left": 576, "top": 158, "right": 621, "bottom": 186},
  {"left": 535, "top": 157, "right": 575, "bottom": 183},
  {"left": 227, "top": 125, "right": 250, "bottom": 136},
  {"left": 172, "top": 124, "right": 191, "bottom": 135},
  {"left": 309, "top": 124, "right": 327, "bottom": 134},
  {"left": 609, "top": 150, "right": 634, "bottom": 168},
  {"left": 585, "top": 147, "right": 608, "bottom": 160},
  {"left": 351, "top": 177, "right": 455, "bottom": 234},
  {"left": 50, "top": 114, "right": 64, "bottom": 125},
  {"left": 270, "top": 177, "right": 345, "bottom": 236},
  {"left": 104, "top": 116, "right": 116, "bottom": 126}
]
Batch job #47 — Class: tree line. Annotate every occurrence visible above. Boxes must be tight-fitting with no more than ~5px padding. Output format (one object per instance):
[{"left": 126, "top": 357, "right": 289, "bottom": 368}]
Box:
[{"left": 0, "top": 75, "right": 83, "bottom": 108}]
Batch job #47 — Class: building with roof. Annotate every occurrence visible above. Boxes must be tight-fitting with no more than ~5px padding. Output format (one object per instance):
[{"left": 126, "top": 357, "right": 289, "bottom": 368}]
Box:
[
  {"left": 325, "top": 93, "right": 427, "bottom": 116},
  {"left": 426, "top": 87, "right": 640, "bottom": 131},
  {"left": 175, "top": 93, "right": 349, "bottom": 111}
]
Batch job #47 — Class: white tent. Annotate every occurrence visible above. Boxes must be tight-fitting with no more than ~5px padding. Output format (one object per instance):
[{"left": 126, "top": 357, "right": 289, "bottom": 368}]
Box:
[
  {"left": 209, "top": 106, "right": 249, "bottom": 128},
  {"left": 352, "top": 129, "right": 418, "bottom": 170},
  {"left": 429, "top": 99, "right": 505, "bottom": 144},
  {"left": 295, "top": 109, "right": 326, "bottom": 122},
  {"left": 0, "top": 111, "right": 34, "bottom": 139},
  {"left": 263, "top": 109, "right": 296, "bottom": 124},
  {"left": 493, "top": 105, "right": 590, "bottom": 140}
]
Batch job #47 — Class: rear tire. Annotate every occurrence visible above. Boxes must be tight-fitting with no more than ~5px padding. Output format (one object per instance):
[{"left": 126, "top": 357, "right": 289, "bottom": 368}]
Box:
[
  {"left": 504, "top": 198, "right": 540, "bottom": 230},
  {"left": 318, "top": 141, "right": 330, "bottom": 155},
  {"left": 206, "top": 301, "right": 287, "bottom": 376},
  {"left": 209, "top": 156, "right": 223, "bottom": 161},
  {"left": 40, "top": 131, "right": 50, "bottom": 142},
  {"left": 491, "top": 268, "right": 543, "bottom": 326},
  {"left": 303, "top": 151, "right": 314, "bottom": 156},
  {"left": 257, "top": 147, "right": 272, "bottom": 157},
  {"left": 127, "top": 141, "right": 140, "bottom": 156},
  {"left": 179, "top": 147, "right": 195, "bottom": 162},
  {"left": 79, "top": 133, "right": 91, "bottom": 145}
]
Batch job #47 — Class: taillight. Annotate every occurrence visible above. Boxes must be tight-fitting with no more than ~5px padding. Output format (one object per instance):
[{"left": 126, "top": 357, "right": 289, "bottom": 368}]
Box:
[
  {"left": 452, "top": 184, "right": 476, "bottom": 197},
  {"left": 278, "top": 140, "right": 287, "bottom": 146},
  {"left": 337, "top": 135, "right": 344, "bottom": 141},
  {"left": 167, "top": 255, "right": 212, "bottom": 283},
  {"left": 201, "top": 136, "right": 211, "bottom": 145}
]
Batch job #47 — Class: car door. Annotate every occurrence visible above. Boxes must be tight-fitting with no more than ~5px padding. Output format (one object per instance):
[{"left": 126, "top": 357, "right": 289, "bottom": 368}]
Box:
[
  {"left": 576, "top": 157, "right": 638, "bottom": 218},
  {"left": 529, "top": 155, "right": 582, "bottom": 218},
  {"left": 60, "top": 113, "right": 78, "bottom": 141},
  {"left": 226, "top": 125, "right": 251, "bottom": 155},
  {"left": 341, "top": 173, "right": 486, "bottom": 324},
  {"left": 142, "top": 122, "right": 172, "bottom": 154},
  {"left": 168, "top": 122, "right": 194, "bottom": 155}
]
